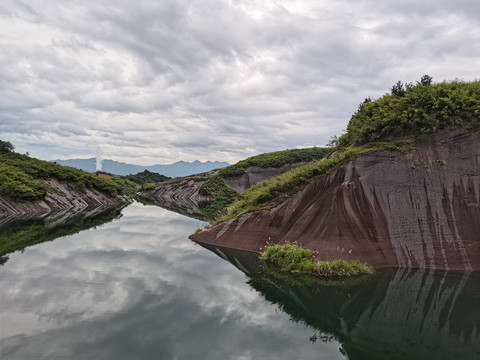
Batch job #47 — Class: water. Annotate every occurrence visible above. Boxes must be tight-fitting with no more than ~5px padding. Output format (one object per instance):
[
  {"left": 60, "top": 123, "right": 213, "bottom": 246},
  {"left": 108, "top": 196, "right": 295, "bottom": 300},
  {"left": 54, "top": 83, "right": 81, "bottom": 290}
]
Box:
[{"left": 0, "top": 201, "right": 479, "bottom": 359}]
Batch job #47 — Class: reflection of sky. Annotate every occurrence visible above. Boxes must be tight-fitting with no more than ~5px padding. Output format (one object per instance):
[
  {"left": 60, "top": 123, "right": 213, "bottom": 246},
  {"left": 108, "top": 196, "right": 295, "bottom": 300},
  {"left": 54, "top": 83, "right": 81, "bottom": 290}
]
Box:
[{"left": 0, "top": 202, "right": 343, "bottom": 359}]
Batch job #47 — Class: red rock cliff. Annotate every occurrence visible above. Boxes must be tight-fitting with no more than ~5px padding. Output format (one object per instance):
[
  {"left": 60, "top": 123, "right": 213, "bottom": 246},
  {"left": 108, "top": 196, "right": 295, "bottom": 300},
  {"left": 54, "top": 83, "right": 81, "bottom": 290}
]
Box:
[{"left": 192, "top": 130, "right": 480, "bottom": 270}]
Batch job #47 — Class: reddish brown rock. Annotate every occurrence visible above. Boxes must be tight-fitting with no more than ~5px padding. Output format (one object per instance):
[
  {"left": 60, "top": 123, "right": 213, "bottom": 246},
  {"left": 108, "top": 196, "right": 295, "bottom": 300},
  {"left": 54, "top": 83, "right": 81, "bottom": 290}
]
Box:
[
  {"left": 192, "top": 130, "right": 480, "bottom": 270},
  {"left": 0, "top": 178, "right": 125, "bottom": 225}
]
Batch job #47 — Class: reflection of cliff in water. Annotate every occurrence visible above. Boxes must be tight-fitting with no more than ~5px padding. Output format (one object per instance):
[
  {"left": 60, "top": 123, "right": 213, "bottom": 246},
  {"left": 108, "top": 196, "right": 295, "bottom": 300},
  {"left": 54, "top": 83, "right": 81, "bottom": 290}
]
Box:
[
  {"left": 0, "top": 205, "right": 125, "bottom": 261},
  {"left": 201, "top": 244, "right": 480, "bottom": 360}
]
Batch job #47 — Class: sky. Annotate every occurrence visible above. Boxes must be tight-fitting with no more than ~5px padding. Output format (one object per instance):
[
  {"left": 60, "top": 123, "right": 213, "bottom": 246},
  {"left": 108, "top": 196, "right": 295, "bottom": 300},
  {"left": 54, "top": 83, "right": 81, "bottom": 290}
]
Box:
[{"left": 1, "top": 0, "right": 479, "bottom": 165}]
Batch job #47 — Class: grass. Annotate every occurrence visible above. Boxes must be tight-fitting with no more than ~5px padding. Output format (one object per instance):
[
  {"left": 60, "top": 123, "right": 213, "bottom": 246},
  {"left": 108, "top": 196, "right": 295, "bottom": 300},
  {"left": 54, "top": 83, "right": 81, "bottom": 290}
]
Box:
[
  {"left": 218, "top": 147, "right": 334, "bottom": 178},
  {"left": 0, "top": 152, "right": 139, "bottom": 200},
  {"left": 339, "top": 79, "right": 480, "bottom": 147},
  {"left": 218, "top": 146, "right": 374, "bottom": 222},
  {"left": 261, "top": 243, "right": 374, "bottom": 277}
]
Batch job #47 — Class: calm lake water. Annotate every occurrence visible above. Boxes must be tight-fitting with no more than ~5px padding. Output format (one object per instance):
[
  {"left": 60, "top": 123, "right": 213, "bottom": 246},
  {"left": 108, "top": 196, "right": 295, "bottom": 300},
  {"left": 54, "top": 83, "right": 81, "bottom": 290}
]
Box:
[{"left": 1, "top": 201, "right": 479, "bottom": 360}]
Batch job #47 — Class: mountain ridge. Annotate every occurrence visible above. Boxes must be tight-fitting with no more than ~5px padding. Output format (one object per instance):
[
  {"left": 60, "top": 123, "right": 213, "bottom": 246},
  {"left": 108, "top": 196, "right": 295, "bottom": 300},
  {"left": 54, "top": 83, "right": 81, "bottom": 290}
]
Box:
[{"left": 54, "top": 158, "right": 230, "bottom": 177}]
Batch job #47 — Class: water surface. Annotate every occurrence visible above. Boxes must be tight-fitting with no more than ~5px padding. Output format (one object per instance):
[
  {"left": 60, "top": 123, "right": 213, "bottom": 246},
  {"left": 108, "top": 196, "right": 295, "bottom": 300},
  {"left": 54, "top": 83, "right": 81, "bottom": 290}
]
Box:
[{"left": 0, "top": 202, "right": 479, "bottom": 359}]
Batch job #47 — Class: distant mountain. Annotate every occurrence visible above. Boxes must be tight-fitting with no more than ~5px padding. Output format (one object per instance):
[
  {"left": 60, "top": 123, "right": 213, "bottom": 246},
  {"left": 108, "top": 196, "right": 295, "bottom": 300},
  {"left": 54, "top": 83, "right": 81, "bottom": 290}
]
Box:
[{"left": 53, "top": 158, "right": 230, "bottom": 177}]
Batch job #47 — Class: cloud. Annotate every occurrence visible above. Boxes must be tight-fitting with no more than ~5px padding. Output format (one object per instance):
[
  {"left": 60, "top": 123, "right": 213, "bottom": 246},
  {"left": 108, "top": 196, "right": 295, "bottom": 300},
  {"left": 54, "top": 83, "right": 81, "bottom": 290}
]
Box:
[{"left": 0, "top": 0, "right": 479, "bottom": 164}]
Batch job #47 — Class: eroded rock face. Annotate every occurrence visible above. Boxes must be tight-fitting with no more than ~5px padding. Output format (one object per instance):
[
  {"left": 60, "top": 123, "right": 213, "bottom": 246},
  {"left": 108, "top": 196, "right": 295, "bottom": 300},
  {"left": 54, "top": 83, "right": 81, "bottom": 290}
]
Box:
[
  {"left": 141, "top": 165, "right": 298, "bottom": 220},
  {"left": 192, "top": 130, "right": 480, "bottom": 270},
  {"left": 0, "top": 178, "right": 125, "bottom": 226}
]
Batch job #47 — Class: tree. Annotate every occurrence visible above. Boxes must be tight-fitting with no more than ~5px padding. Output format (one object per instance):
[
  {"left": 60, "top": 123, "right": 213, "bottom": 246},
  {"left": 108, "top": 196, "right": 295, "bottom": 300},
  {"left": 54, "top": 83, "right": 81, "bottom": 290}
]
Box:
[
  {"left": 326, "top": 135, "right": 340, "bottom": 147},
  {"left": 419, "top": 74, "right": 433, "bottom": 86},
  {"left": 391, "top": 81, "right": 406, "bottom": 96},
  {"left": 0, "top": 140, "right": 14, "bottom": 153}
]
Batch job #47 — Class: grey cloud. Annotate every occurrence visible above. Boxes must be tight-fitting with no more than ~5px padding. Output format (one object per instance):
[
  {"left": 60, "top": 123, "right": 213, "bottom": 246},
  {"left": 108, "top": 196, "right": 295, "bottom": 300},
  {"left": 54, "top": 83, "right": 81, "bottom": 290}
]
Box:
[{"left": 1, "top": 0, "right": 479, "bottom": 164}]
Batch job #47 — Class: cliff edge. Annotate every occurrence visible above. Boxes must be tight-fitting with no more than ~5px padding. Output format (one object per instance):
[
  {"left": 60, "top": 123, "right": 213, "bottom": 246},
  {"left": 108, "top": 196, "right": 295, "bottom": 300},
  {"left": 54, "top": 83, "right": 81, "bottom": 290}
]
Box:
[{"left": 192, "top": 130, "right": 480, "bottom": 270}]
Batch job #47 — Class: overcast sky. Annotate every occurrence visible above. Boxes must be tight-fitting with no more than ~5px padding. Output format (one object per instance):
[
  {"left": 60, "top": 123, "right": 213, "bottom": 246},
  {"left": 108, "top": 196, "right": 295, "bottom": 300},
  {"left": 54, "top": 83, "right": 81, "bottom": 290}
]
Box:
[{"left": 1, "top": 0, "right": 479, "bottom": 165}]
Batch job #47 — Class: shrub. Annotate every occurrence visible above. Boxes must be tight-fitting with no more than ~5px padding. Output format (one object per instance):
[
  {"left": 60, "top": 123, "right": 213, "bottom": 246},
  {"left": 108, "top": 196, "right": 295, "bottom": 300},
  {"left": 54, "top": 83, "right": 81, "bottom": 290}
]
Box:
[
  {"left": 141, "top": 182, "right": 156, "bottom": 191},
  {"left": 261, "top": 243, "right": 374, "bottom": 277},
  {"left": 262, "top": 243, "right": 316, "bottom": 272},
  {"left": 339, "top": 79, "right": 480, "bottom": 147}
]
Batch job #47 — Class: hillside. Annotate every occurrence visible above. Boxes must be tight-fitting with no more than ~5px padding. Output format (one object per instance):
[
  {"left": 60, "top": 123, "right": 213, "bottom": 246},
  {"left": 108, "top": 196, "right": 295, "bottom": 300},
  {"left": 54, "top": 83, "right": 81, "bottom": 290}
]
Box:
[
  {"left": 192, "top": 78, "right": 480, "bottom": 270},
  {"left": 0, "top": 145, "right": 136, "bottom": 220},
  {"left": 120, "top": 170, "right": 170, "bottom": 186},
  {"left": 55, "top": 158, "right": 230, "bottom": 177},
  {"left": 140, "top": 147, "right": 333, "bottom": 220}
]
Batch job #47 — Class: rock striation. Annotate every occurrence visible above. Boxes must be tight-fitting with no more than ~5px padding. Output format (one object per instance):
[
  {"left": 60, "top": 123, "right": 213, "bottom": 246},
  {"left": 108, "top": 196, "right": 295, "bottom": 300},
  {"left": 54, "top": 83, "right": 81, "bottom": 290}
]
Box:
[
  {"left": 141, "top": 165, "right": 298, "bottom": 220},
  {"left": 0, "top": 178, "right": 126, "bottom": 226},
  {"left": 192, "top": 130, "right": 480, "bottom": 270}
]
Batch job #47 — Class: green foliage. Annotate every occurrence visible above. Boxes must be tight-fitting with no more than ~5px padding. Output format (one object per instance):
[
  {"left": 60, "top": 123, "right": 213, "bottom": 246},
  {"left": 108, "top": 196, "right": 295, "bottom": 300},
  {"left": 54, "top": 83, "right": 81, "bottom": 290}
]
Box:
[
  {"left": 140, "top": 182, "right": 156, "bottom": 191},
  {"left": 198, "top": 175, "right": 237, "bottom": 200},
  {"left": 121, "top": 170, "right": 170, "bottom": 186},
  {"left": 198, "top": 175, "right": 238, "bottom": 219},
  {"left": 0, "top": 162, "right": 47, "bottom": 200},
  {"left": 0, "top": 207, "right": 123, "bottom": 257},
  {"left": 0, "top": 140, "right": 14, "bottom": 153},
  {"left": 0, "top": 152, "right": 135, "bottom": 200},
  {"left": 261, "top": 243, "right": 373, "bottom": 277},
  {"left": 262, "top": 243, "right": 316, "bottom": 272},
  {"left": 340, "top": 79, "right": 480, "bottom": 147},
  {"left": 221, "top": 147, "right": 370, "bottom": 221},
  {"left": 316, "top": 259, "right": 374, "bottom": 277},
  {"left": 218, "top": 147, "right": 333, "bottom": 178}
]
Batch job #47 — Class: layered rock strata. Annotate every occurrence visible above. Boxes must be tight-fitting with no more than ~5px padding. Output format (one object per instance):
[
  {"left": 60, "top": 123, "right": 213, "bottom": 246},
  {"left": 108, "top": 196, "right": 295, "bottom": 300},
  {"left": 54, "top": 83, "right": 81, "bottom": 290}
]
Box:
[
  {"left": 0, "top": 178, "right": 125, "bottom": 226},
  {"left": 192, "top": 131, "right": 480, "bottom": 270}
]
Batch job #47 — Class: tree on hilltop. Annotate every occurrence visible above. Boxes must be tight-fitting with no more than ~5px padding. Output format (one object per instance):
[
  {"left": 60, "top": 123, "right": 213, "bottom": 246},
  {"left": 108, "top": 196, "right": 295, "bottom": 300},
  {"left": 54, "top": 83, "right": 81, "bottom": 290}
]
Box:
[{"left": 0, "top": 140, "right": 14, "bottom": 153}]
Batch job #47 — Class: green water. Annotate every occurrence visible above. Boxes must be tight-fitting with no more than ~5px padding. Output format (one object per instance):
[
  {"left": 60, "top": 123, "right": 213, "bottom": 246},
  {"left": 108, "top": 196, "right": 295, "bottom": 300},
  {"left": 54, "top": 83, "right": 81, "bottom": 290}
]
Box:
[{"left": 0, "top": 202, "right": 479, "bottom": 359}]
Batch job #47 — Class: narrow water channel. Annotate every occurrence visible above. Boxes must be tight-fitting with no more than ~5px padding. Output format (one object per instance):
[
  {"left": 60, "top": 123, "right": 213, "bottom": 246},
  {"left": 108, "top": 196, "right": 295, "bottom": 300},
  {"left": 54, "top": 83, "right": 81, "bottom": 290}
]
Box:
[{"left": 0, "top": 202, "right": 479, "bottom": 359}]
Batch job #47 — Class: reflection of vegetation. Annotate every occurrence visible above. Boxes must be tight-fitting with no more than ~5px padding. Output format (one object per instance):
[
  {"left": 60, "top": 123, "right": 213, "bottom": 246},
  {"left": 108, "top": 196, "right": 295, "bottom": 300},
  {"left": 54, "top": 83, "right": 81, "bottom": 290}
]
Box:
[
  {"left": 0, "top": 206, "right": 124, "bottom": 257},
  {"left": 218, "top": 147, "right": 333, "bottom": 178},
  {"left": 261, "top": 243, "right": 373, "bottom": 278},
  {"left": 120, "top": 170, "right": 170, "bottom": 186},
  {"left": 199, "top": 237, "right": 480, "bottom": 360},
  {"left": 260, "top": 263, "right": 372, "bottom": 287},
  {"left": 0, "top": 150, "right": 138, "bottom": 200}
]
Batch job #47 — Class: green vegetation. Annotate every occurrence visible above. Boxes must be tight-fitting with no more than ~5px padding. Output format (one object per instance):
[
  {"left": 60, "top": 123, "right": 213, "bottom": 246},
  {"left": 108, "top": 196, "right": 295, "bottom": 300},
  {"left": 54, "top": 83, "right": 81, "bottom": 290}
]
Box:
[
  {"left": 262, "top": 243, "right": 317, "bottom": 273},
  {"left": 339, "top": 78, "right": 480, "bottom": 147},
  {"left": 0, "top": 207, "right": 123, "bottom": 258},
  {"left": 261, "top": 243, "right": 373, "bottom": 277},
  {"left": 198, "top": 175, "right": 238, "bottom": 219},
  {"left": 120, "top": 169, "right": 170, "bottom": 186},
  {"left": 140, "top": 182, "right": 156, "bottom": 191},
  {"left": 0, "top": 151, "right": 137, "bottom": 200},
  {"left": 220, "top": 146, "right": 371, "bottom": 221},
  {"left": 0, "top": 140, "right": 14, "bottom": 153},
  {"left": 218, "top": 147, "right": 333, "bottom": 178}
]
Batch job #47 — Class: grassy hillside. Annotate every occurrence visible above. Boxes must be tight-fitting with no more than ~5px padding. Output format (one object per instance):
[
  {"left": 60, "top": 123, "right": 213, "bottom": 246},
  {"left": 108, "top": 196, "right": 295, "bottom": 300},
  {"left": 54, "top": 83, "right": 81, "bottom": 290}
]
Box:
[
  {"left": 120, "top": 169, "right": 170, "bottom": 186},
  {"left": 213, "top": 77, "right": 480, "bottom": 223},
  {"left": 0, "top": 149, "right": 138, "bottom": 200},
  {"left": 339, "top": 79, "right": 480, "bottom": 147},
  {"left": 218, "top": 147, "right": 333, "bottom": 178},
  {"left": 195, "top": 147, "right": 333, "bottom": 220}
]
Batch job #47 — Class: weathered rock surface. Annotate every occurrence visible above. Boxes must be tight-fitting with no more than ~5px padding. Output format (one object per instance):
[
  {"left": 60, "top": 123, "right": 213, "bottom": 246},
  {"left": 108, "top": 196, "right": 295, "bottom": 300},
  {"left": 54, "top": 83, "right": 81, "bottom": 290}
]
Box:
[
  {"left": 192, "top": 130, "right": 480, "bottom": 270},
  {"left": 0, "top": 178, "right": 126, "bottom": 226},
  {"left": 141, "top": 165, "right": 298, "bottom": 219}
]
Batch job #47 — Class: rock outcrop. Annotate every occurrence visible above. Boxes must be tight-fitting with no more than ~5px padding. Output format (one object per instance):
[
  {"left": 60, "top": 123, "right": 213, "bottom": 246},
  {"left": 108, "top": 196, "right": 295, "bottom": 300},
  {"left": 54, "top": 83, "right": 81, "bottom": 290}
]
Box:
[
  {"left": 141, "top": 165, "right": 298, "bottom": 220},
  {"left": 0, "top": 178, "right": 126, "bottom": 226},
  {"left": 192, "top": 130, "right": 480, "bottom": 270}
]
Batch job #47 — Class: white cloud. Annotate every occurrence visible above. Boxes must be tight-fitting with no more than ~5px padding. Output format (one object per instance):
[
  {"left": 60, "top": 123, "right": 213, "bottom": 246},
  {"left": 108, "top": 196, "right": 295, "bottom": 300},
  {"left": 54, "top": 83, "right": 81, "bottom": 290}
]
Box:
[{"left": 1, "top": 0, "right": 479, "bottom": 165}]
